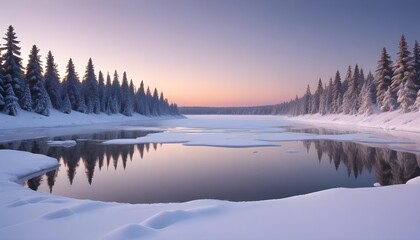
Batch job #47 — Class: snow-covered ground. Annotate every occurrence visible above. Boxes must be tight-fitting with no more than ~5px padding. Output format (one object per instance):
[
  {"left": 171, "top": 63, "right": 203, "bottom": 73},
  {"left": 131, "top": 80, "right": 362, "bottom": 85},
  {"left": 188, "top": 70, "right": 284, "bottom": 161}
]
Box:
[{"left": 0, "top": 114, "right": 420, "bottom": 239}]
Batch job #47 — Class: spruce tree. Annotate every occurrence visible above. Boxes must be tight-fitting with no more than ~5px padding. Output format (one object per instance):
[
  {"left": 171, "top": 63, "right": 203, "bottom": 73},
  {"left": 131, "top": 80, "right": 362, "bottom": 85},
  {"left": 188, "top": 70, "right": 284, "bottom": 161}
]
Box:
[
  {"left": 82, "top": 58, "right": 100, "bottom": 114},
  {"left": 302, "top": 85, "right": 312, "bottom": 114},
  {"left": 375, "top": 47, "right": 393, "bottom": 108},
  {"left": 332, "top": 70, "right": 343, "bottom": 113},
  {"left": 135, "top": 80, "right": 146, "bottom": 115},
  {"left": 120, "top": 72, "right": 133, "bottom": 116},
  {"left": 111, "top": 70, "right": 121, "bottom": 113},
  {"left": 342, "top": 66, "right": 354, "bottom": 114},
  {"left": 381, "top": 88, "right": 398, "bottom": 112},
  {"left": 44, "top": 51, "right": 62, "bottom": 110},
  {"left": 61, "top": 93, "right": 71, "bottom": 114},
  {"left": 3, "top": 82, "right": 18, "bottom": 116},
  {"left": 26, "top": 45, "right": 51, "bottom": 116},
  {"left": 1, "top": 25, "right": 30, "bottom": 111},
  {"left": 311, "top": 78, "right": 323, "bottom": 114},
  {"left": 104, "top": 72, "right": 112, "bottom": 115},
  {"left": 397, "top": 77, "right": 417, "bottom": 113},
  {"left": 391, "top": 35, "right": 413, "bottom": 96},
  {"left": 145, "top": 86, "right": 152, "bottom": 115},
  {"left": 98, "top": 71, "right": 105, "bottom": 112},
  {"left": 358, "top": 71, "right": 375, "bottom": 115},
  {"left": 151, "top": 88, "right": 160, "bottom": 115},
  {"left": 412, "top": 40, "right": 420, "bottom": 92},
  {"left": 63, "top": 59, "right": 84, "bottom": 112}
]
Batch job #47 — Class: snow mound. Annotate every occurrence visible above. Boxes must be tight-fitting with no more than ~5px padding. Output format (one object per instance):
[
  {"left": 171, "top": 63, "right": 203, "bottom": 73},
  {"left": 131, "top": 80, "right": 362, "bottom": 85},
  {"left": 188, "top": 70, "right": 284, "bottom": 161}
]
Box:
[
  {"left": 406, "top": 176, "right": 420, "bottom": 185},
  {"left": 47, "top": 140, "right": 77, "bottom": 147},
  {"left": 103, "top": 224, "right": 155, "bottom": 240}
]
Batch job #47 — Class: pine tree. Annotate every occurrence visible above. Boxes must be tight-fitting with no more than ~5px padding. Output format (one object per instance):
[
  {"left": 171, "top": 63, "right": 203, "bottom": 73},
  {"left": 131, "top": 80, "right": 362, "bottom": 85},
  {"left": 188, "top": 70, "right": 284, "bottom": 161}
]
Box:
[
  {"left": 111, "top": 70, "right": 121, "bottom": 113},
  {"left": 375, "top": 47, "right": 393, "bottom": 108},
  {"left": 397, "top": 77, "right": 417, "bottom": 113},
  {"left": 151, "top": 88, "right": 160, "bottom": 115},
  {"left": 3, "top": 82, "right": 18, "bottom": 116},
  {"left": 120, "top": 72, "right": 133, "bottom": 116},
  {"left": 61, "top": 93, "right": 71, "bottom": 114},
  {"left": 358, "top": 71, "right": 375, "bottom": 115},
  {"left": 412, "top": 40, "right": 420, "bottom": 92},
  {"left": 391, "top": 35, "right": 413, "bottom": 96},
  {"left": 332, "top": 70, "right": 343, "bottom": 113},
  {"left": 311, "top": 78, "right": 323, "bottom": 114},
  {"left": 98, "top": 71, "right": 105, "bottom": 112},
  {"left": 44, "top": 51, "right": 62, "bottom": 110},
  {"left": 82, "top": 58, "right": 100, "bottom": 114},
  {"left": 342, "top": 66, "right": 354, "bottom": 114},
  {"left": 1, "top": 25, "right": 30, "bottom": 111},
  {"left": 135, "top": 80, "right": 146, "bottom": 115},
  {"left": 104, "top": 72, "right": 112, "bottom": 115},
  {"left": 326, "top": 78, "right": 334, "bottom": 114},
  {"left": 145, "top": 86, "right": 152, "bottom": 115},
  {"left": 302, "top": 85, "right": 312, "bottom": 114},
  {"left": 129, "top": 79, "right": 136, "bottom": 112},
  {"left": 381, "top": 87, "right": 398, "bottom": 112},
  {"left": 412, "top": 89, "right": 420, "bottom": 111},
  {"left": 63, "top": 59, "right": 84, "bottom": 112},
  {"left": 26, "top": 45, "right": 51, "bottom": 116}
]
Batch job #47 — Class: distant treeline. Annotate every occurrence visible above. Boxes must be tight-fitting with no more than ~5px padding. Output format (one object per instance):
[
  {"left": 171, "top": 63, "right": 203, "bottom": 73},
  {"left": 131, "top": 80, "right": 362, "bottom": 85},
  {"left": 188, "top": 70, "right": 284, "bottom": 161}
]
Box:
[
  {"left": 179, "top": 105, "right": 278, "bottom": 115},
  {"left": 0, "top": 25, "right": 178, "bottom": 117}
]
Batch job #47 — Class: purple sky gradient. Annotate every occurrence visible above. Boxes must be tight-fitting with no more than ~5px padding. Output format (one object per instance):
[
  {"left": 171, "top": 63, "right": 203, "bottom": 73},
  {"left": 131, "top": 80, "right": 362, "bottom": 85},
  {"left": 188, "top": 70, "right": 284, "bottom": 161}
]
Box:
[{"left": 2, "top": 0, "right": 420, "bottom": 106}]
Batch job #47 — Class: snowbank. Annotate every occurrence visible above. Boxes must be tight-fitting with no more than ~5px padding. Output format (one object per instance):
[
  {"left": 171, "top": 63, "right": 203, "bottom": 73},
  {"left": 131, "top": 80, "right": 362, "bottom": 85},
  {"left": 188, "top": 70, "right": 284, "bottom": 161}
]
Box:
[
  {"left": 1, "top": 150, "right": 420, "bottom": 240},
  {"left": 291, "top": 110, "right": 420, "bottom": 133}
]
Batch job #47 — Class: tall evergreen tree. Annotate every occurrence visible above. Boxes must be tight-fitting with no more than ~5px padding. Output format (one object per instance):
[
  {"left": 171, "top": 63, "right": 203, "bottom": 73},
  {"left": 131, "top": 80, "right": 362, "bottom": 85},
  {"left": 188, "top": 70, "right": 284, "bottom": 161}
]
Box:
[
  {"left": 82, "top": 58, "right": 100, "bottom": 114},
  {"left": 145, "top": 86, "right": 152, "bottom": 115},
  {"left": 311, "top": 78, "right": 323, "bottom": 114},
  {"left": 412, "top": 40, "right": 420, "bottom": 92},
  {"left": 61, "top": 93, "right": 71, "bottom": 114},
  {"left": 397, "top": 77, "right": 417, "bottom": 113},
  {"left": 120, "top": 72, "right": 133, "bottom": 116},
  {"left": 1, "top": 25, "right": 30, "bottom": 111},
  {"left": 26, "top": 45, "right": 51, "bottom": 116},
  {"left": 302, "top": 85, "right": 312, "bottom": 114},
  {"left": 63, "top": 58, "right": 84, "bottom": 112},
  {"left": 98, "top": 71, "right": 105, "bottom": 112},
  {"left": 391, "top": 35, "right": 413, "bottom": 96},
  {"left": 104, "top": 72, "right": 112, "bottom": 115},
  {"left": 332, "top": 70, "right": 343, "bottom": 113},
  {"left": 111, "top": 70, "right": 121, "bottom": 113},
  {"left": 381, "top": 87, "right": 398, "bottom": 112},
  {"left": 44, "top": 51, "right": 62, "bottom": 110},
  {"left": 358, "top": 71, "right": 375, "bottom": 115},
  {"left": 135, "top": 80, "right": 146, "bottom": 115},
  {"left": 342, "top": 66, "right": 355, "bottom": 114},
  {"left": 3, "top": 82, "right": 18, "bottom": 115},
  {"left": 375, "top": 48, "right": 393, "bottom": 107},
  {"left": 151, "top": 88, "right": 160, "bottom": 115}
]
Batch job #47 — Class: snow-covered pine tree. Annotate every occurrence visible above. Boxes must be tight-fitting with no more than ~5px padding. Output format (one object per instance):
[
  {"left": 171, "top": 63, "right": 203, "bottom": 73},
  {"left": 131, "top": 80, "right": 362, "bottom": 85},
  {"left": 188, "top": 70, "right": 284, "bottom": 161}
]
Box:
[
  {"left": 412, "top": 88, "right": 420, "bottom": 111},
  {"left": 135, "top": 80, "right": 146, "bottom": 115},
  {"left": 26, "top": 45, "right": 51, "bottom": 116},
  {"left": 129, "top": 80, "right": 136, "bottom": 113},
  {"left": 3, "top": 82, "right": 18, "bottom": 116},
  {"left": 120, "top": 72, "right": 133, "bottom": 116},
  {"left": 82, "top": 58, "right": 100, "bottom": 114},
  {"left": 358, "top": 68, "right": 365, "bottom": 97},
  {"left": 21, "top": 82, "right": 33, "bottom": 112},
  {"left": 63, "top": 59, "right": 84, "bottom": 112},
  {"left": 381, "top": 87, "right": 398, "bottom": 112},
  {"left": 319, "top": 87, "right": 327, "bottom": 115},
  {"left": 0, "top": 76, "right": 4, "bottom": 111},
  {"left": 391, "top": 35, "right": 413, "bottom": 96},
  {"left": 358, "top": 71, "right": 375, "bottom": 115},
  {"left": 159, "top": 92, "right": 169, "bottom": 114},
  {"left": 311, "top": 78, "right": 323, "bottom": 114},
  {"left": 331, "top": 70, "right": 343, "bottom": 113},
  {"left": 44, "top": 51, "right": 62, "bottom": 110},
  {"left": 326, "top": 78, "right": 334, "bottom": 114},
  {"left": 98, "top": 71, "right": 105, "bottom": 112},
  {"left": 61, "top": 93, "right": 71, "bottom": 114},
  {"left": 412, "top": 40, "right": 420, "bottom": 92},
  {"left": 396, "top": 77, "right": 417, "bottom": 113},
  {"left": 342, "top": 66, "right": 354, "bottom": 114},
  {"left": 111, "top": 70, "right": 121, "bottom": 113},
  {"left": 145, "top": 86, "right": 152, "bottom": 115},
  {"left": 301, "top": 85, "right": 312, "bottom": 114},
  {"left": 151, "top": 88, "right": 160, "bottom": 116},
  {"left": 1, "top": 25, "right": 30, "bottom": 111},
  {"left": 104, "top": 72, "right": 112, "bottom": 115},
  {"left": 375, "top": 47, "right": 393, "bottom": 108}
]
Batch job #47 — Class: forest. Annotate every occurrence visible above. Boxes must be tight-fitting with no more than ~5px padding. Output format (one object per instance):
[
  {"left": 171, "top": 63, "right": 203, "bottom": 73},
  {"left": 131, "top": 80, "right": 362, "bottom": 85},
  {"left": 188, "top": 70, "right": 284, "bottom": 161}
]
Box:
[{"left": 0, "top": 25, "right": 178, "bottom": 117}]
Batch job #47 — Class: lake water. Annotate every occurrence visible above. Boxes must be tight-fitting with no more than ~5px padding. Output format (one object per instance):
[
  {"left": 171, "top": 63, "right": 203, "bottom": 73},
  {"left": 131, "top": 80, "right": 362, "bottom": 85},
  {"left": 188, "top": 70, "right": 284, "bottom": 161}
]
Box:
[{"left": 2, "top": 125, "right": 419, "bottom": 204}]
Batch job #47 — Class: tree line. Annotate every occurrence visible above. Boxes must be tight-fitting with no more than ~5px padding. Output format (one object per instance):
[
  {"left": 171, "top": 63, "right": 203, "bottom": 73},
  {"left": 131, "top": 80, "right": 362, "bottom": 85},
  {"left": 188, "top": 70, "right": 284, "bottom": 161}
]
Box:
[
  {"left": 0, "top": 25, "right": 178, "bottom": 117},
  {"left": 276, "top": 34, "right": 420, "bottom": 116}
]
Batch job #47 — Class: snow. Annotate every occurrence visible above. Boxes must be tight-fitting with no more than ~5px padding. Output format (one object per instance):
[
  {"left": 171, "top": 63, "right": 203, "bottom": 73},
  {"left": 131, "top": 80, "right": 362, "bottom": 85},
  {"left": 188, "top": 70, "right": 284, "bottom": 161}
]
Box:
[
  {"left": 46, "top": 140, "right": 76, "bottom": 147},
  {"left": 1, "top": 114, "right": 420, "bottom": 239}
]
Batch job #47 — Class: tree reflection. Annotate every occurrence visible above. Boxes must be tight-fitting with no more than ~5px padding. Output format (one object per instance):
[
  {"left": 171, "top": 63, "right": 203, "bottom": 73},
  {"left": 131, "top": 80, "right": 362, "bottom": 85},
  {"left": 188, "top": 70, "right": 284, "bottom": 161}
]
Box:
[
  {"left": 304, "top": 140, "right": 420, "bottom": 185},
  {"left": 0, "top": 130, "right": 159, "bottom": 192}
]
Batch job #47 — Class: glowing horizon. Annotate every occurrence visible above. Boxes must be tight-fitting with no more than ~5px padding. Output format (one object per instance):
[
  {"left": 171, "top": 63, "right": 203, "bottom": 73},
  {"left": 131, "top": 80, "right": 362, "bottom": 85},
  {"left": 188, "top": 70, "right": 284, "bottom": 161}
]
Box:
[{"left": 2, "top": 0, "right": 420, "bottom": 107}]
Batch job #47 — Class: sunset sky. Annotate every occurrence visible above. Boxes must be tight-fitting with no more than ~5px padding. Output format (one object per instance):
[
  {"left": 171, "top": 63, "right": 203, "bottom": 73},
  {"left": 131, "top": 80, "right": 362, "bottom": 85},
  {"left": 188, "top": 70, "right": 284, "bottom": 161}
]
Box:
[{"left": 2, "top": 0, "right": 420, "bottom": 107}]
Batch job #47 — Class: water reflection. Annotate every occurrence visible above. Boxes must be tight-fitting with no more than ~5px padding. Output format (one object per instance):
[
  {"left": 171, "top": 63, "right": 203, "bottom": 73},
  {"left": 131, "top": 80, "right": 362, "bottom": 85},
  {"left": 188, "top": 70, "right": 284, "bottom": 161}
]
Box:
[
  {"left": 303, "top": 140, "right": 420, "bottom": 185},
  {"left": 0, "top": 131, "right": 418, "bottom": 203}
]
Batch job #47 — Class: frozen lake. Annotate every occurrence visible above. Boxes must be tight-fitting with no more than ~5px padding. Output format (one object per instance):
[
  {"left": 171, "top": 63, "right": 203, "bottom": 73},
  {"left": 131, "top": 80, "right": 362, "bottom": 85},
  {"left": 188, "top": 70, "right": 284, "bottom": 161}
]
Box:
[{"left": 0, "top": 115, "right": 418, "bottom": 203}]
